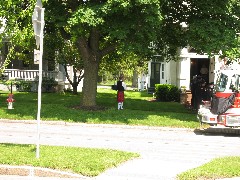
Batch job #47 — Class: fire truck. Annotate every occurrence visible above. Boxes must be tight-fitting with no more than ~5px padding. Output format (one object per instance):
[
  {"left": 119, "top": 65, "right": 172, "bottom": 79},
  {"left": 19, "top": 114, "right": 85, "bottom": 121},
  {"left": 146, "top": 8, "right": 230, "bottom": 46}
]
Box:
[{"left": 198, "top": 62, "right": 240, "bottom": 128}]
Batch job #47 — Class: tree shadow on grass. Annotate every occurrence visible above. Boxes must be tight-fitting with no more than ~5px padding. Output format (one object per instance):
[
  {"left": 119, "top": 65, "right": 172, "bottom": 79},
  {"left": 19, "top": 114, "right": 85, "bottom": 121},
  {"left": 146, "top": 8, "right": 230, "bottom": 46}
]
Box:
[
  {"left": 0, "top": 91, "right": 198, "bottom": 128},
  {"left": 0, "top": 143, "right": 31, "bottom": 147},
  {"left": 0, "top": 143, "right": 36, "bottom": 153}
]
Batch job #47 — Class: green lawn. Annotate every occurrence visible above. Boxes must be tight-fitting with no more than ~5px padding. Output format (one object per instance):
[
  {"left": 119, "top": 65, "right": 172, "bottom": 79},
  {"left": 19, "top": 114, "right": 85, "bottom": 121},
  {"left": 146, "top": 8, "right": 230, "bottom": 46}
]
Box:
[
  {"left": 0, "top": 88, "right": 199, "bottom": 129},
  {"left": 0, "top": 88, "right": 239, "bottom": 179},
  {"left": 0, "top": 143, "right": 139, "bottom": 176},
  {"left": 177, "top": 156, "right": 240, "bottom": 180}
]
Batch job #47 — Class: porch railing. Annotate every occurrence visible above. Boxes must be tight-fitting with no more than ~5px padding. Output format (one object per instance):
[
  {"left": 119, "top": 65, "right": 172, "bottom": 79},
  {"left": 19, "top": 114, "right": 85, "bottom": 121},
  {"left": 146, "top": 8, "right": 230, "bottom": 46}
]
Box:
[{"left": 4, "top": 69, "right": 64, "bottom": 83}]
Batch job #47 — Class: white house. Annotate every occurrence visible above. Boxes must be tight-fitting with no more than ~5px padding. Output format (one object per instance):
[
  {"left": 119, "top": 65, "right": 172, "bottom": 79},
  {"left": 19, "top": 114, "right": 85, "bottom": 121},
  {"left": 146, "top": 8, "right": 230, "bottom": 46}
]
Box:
[
  {"left": 146, "top": 47, "right": 224, "bottom": 92},
  {"left": 0, "top": 43, "right": 83, "bottom": 92},
  {"left": 0, "top": 15, "right": 84, "bottom": 92}
]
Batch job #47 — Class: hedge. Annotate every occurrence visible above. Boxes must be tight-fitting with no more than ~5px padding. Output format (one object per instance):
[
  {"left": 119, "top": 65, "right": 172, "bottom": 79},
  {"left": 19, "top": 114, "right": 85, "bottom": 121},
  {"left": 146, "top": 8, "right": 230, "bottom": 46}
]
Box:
[{"left": 155, "top": 84, "right": 180, "bottom": 102}]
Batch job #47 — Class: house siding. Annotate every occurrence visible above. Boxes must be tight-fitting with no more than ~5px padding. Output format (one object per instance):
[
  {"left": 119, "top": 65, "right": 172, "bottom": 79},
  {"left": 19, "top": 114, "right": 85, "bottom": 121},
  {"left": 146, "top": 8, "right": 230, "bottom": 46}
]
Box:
[{"left": 148, "top": 47, "right": 222, "bottom": 91}]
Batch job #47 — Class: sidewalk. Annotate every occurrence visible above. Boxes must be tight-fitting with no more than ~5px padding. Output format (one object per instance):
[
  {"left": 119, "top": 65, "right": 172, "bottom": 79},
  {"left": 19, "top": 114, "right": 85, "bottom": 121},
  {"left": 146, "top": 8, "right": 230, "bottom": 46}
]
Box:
[{"left": 0, "top": 164, "right": 90, "bottom": 180}]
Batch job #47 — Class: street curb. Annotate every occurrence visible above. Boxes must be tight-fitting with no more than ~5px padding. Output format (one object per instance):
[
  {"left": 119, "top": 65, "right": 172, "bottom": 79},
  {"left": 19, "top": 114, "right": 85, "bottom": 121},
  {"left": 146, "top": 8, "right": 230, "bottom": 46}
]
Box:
[
  {"left": 0, "top": 165, "right": 90, "bottom": 179},
  {"left": 2, "top": 118, "right": 240, "bottom": 135},
  {"left": 0, "top": 118, "right": 194, "bottom": 132},
  {"left": 195, "top": 127, "right": 240, "bottom": 135}
]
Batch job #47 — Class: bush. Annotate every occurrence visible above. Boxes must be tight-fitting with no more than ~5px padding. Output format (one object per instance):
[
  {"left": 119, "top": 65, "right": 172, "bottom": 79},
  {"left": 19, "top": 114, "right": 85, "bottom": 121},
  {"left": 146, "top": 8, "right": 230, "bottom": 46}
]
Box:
[
  {"left": 15, "top": 80, "right": 32, "bottom": 92},
  {"left": 155, "top": 84, "right": 180, "bottom": 102},
  {"left": 35, "top": 76, "right": 58, "bottom": 92}
]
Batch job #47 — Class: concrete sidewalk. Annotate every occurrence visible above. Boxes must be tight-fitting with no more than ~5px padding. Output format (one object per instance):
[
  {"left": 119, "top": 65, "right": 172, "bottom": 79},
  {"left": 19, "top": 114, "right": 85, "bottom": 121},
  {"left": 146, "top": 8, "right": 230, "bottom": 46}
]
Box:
[{"left": 0, "top": 164, "right": 90, "bottom": 180}]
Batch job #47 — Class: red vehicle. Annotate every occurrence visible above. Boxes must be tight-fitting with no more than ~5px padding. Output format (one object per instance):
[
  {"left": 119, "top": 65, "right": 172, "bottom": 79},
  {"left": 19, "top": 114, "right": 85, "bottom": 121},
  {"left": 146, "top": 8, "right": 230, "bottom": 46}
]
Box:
[{"left": 198, "top": 66, "right": 240, "bottom": 127}]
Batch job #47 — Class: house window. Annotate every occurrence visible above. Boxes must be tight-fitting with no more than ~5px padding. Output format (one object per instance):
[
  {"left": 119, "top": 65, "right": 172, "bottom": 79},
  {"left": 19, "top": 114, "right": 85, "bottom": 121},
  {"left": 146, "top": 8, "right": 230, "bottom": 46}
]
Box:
[{"left": 161, "top": 64, "right": 164, "bottom": 79}]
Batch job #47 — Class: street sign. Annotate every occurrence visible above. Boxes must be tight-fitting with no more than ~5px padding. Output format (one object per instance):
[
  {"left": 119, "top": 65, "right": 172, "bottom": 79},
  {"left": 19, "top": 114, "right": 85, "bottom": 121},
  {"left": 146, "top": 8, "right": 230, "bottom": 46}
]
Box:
[
  {"left": 34, "top": 49, "right": 40, "bottom": 64},
  {"left": 32, "top": 0, "right": 43, "bottom": 49}
]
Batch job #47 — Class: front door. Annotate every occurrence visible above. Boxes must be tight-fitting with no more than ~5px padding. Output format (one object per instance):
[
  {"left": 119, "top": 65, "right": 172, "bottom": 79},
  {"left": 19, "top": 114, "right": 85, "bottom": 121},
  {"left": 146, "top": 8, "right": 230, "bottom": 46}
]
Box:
[
  {"left": 190, "top": 58, "right": 210, "bottom": 84},
  {"left": 150, "top": 62, "right": 161, "bottom": 87}
]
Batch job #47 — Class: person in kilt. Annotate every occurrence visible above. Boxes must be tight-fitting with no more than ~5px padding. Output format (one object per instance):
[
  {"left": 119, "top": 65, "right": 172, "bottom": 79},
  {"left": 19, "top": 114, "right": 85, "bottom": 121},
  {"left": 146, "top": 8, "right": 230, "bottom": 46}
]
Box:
[{"left": 117, "top": 75, "right": 127, "bottom": 110}]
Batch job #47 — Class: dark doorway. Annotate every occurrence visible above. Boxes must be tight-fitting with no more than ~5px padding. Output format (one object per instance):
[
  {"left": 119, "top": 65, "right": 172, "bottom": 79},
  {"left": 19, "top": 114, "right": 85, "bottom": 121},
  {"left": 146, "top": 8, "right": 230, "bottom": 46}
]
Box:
[
  {"left": 150, "top": 62, "right": 161, "bottom": 87},
  {"left": 190, "top": 58, "right": 210, "bottom": 84}
]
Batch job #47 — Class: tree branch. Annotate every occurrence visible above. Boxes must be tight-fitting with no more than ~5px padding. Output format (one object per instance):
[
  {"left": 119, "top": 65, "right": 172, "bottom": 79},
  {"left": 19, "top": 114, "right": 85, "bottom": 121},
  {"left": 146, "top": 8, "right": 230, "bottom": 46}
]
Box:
[
  {"left": 77, "top": 69, "right": 84, "bottom": 83},
  {"left": 89, "top": 28, "right": 100, "bottom": 52},
  {"left": 63, "top": 64, "right": 73, "bottom": 85},
  {"left": 76, "top": 37, "right": 89, "bottom": 60},
  {"left": 100, "top": 43, "right": 118, "bottom": 58},
  {"left": 59, "top": 27, "right": 71, "bottom": 40}
]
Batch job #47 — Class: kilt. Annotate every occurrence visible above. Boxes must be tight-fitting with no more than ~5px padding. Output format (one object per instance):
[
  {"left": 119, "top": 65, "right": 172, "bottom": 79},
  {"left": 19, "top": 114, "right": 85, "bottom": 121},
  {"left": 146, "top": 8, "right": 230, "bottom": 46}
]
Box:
[{"left": 117, "top": 91, "right": 124, "bottom": 102}]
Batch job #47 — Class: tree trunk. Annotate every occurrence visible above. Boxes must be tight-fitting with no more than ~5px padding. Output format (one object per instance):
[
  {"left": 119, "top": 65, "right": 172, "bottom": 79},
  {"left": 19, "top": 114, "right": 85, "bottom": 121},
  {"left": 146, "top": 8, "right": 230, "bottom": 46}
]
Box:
[
  {"left": 77, "top": 29, "right": 116, "bottom": 108},
  {"left": 81, "top": 56, "right": 99, "bottom": 107},
  {"left": 72, "top": 71, "right": 78, "bottom": 95},
  {"left": 132, "top": 70, "right": 138, "bottom": 88},
  {"left": 72, "top": 82, "right": 78, "bottom": 95},
  {"left": 63, "top": 65, "right": 80, "bottom": 95}
]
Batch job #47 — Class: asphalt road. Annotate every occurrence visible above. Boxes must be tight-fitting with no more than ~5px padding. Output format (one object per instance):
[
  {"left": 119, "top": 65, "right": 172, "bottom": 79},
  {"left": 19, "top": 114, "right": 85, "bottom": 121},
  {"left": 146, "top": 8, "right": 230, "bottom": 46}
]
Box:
[{"left": 0, "top": 119, "right": 240, "bottom": 180}]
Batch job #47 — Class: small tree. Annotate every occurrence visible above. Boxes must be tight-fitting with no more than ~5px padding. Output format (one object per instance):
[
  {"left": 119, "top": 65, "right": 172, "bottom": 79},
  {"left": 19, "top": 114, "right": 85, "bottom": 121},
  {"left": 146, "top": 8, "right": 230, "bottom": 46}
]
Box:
[
  {"left": 99, "top": 51, "right": 148, "bottom": 86},
  {"left": 57, "top": 41, "right": 84, "bottom": 95}
]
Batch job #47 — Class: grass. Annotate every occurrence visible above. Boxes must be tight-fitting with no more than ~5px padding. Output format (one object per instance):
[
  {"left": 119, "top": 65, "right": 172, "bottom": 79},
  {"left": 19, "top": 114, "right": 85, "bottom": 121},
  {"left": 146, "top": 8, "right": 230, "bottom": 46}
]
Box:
[
  {"left": 177, "top": 156, "right": 240, "bottom": 180},
  {"left": 1, "top": 88, "right": 238, "bottom": 179},
  {"left": 0, "top": 143, "right": 139, "bottom": 176},
  {"left": 0, "top": 88, "right": 199, "bottom": 129}
]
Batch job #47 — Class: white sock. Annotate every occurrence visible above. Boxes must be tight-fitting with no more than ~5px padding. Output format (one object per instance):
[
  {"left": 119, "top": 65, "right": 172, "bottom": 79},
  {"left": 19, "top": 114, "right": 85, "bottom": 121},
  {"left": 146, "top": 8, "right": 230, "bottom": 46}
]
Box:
[{"left": 118, "top": 103, "right": 121, "bottom": 109}]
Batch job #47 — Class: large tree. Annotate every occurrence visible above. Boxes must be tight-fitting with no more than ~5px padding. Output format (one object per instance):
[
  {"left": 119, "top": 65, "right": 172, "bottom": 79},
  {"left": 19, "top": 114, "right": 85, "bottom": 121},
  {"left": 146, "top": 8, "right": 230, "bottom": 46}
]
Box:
[
  {"left": 44, "top": 0, "right": 163, "bottom": 107},
  {"left": 0, "top": 0, "right": 239, "bottom": 108}
]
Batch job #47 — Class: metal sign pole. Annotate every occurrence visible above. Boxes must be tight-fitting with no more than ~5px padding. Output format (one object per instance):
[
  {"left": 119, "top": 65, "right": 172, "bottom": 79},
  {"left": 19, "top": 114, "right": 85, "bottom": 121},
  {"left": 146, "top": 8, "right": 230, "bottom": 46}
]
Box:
[{"left": 32, "top": 0, "right": 44, "bottom": 159}]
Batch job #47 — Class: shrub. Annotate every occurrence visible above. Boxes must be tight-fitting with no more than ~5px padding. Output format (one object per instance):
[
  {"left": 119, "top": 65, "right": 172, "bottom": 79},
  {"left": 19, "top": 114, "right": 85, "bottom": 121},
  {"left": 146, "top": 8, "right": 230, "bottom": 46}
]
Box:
[
  {"left": 35, "top": 76, "right": 58, "bottom": 92},
  {"left": 155, "top": 84, "right": 180, "bottom": 102},
  {"left": 15, "top": 80, "right": 32, "bottom": 92}
]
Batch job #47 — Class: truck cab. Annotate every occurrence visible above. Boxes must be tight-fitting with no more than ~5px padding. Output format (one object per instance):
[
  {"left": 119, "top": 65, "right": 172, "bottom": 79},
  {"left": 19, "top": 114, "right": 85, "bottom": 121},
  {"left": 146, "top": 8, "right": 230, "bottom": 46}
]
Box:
[{"left": 198, "top": 65, "right": 240, "bottom": 128}]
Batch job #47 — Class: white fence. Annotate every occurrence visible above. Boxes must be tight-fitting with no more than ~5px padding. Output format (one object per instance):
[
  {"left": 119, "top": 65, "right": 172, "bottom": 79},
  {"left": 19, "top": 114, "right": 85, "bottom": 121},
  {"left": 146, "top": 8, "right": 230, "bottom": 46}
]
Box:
[{"left": 4, "top": 69, "right": 64, "bottom": 82}]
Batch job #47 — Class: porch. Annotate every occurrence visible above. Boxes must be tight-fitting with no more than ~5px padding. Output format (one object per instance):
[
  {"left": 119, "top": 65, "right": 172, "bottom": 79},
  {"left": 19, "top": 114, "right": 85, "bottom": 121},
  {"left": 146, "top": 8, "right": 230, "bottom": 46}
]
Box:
[
  {"left": 3, "top": 69, "right": 64, "bottom": 82},
  {"left": 1, "top": 69, "right": 65, "bottom": 92}
]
